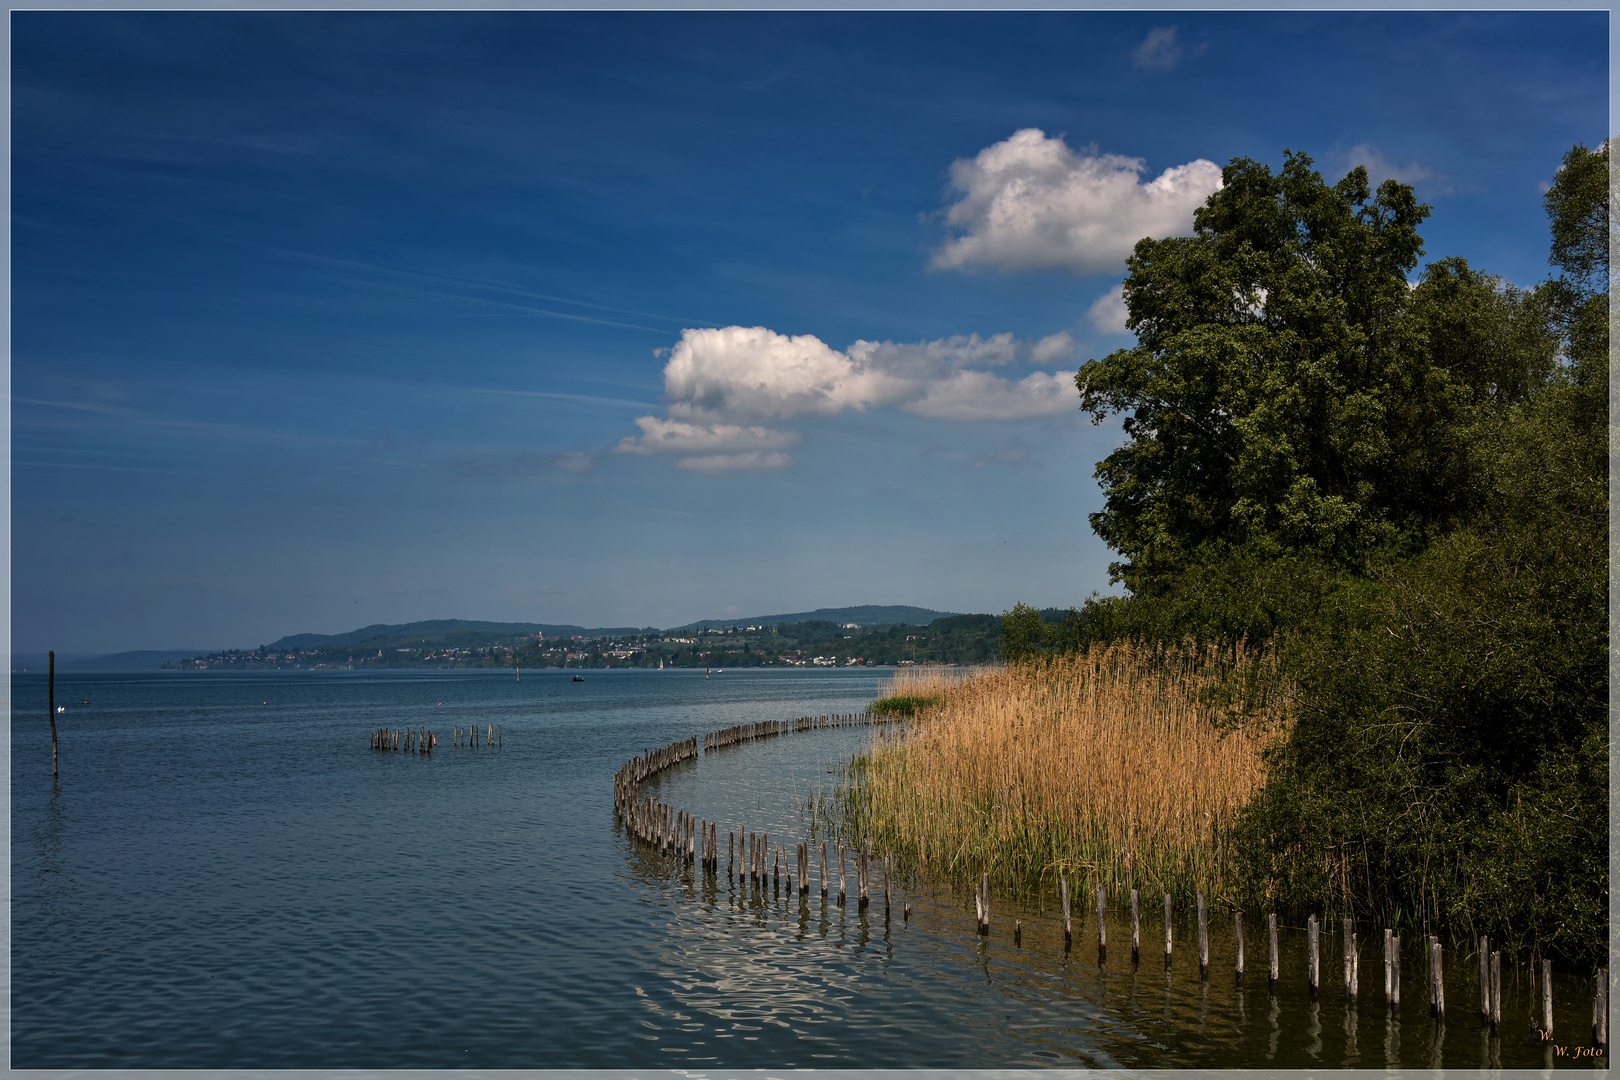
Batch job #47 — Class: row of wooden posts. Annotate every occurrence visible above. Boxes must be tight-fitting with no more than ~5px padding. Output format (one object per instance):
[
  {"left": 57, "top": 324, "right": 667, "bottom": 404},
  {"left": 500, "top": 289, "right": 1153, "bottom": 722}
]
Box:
[
  {"left": 372, "top": 728, "right": 436, "bottom": 753},
  {"left": 611, "top": 712, "right": 1607, "bottom": 1050},
  {"left": 368, "top": 724, "right": 504, "bottom": 752}
]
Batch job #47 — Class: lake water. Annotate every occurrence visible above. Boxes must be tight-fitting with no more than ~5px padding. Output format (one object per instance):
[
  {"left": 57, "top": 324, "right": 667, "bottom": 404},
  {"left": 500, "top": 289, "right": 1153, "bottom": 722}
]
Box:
[{"left": 9, "top": 669, "right": 1608, "bottom": 1070}]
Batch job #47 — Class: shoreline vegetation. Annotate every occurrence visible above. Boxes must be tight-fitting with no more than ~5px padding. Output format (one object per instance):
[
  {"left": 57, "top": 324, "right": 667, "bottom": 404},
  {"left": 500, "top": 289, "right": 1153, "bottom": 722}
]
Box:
[
  {"left": 833, "top": 140, "right": 1609, "bottom": 972},
  {"left": 834, "top": 649, "right": 1285, "bottom": 905}
]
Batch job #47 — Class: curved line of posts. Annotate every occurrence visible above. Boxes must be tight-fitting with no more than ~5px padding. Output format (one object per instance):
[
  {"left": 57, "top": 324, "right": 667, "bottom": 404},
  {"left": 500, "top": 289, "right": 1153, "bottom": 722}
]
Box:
[
  {"left": 610, "top": 714, "right": 1610, "bottom": 1053},
  {"left": 612, "top": 712, "right": 902, "bottom": 914}
]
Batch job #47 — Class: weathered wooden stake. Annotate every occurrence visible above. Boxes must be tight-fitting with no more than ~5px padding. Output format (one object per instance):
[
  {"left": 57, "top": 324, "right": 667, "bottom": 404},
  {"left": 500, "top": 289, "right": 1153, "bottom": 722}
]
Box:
[
  {"left": 1385, "top": 929, "right": 1394, "bottom": 1006},
  {"left": 1430, "top": 938, "right": 1445, "bottom": 1018},
  {"left": 1131, "top": 889, "right": 1141, "bottom": 963},
  {"left": 820, "top": 842, "right": 828, "bottom": 897},
  {"left": 1594, "top": 965, "right": 1606, "bottom": 1047},
  {"left": 1014, "top": 919, "right": 1022, "bottom": 946},
  {"left": 1060, "top": 875, "right": 1072, "bottom": 945},
  {"left": 48, "top": 650, "right": 58, "bottom": 778},
  {"left": 884, "top": 857, "right": 891, "bottom": 915},
  {"left": 1263, "top": 913, "right": 1276, "bottom": 990},
  {"left": 1542, "top": 958, "right": 1553, "bottom": 1036},
  {"left": 1197, "top": 893, "right": 1209, "bottom": 978},
  {"left": 1163, "top": 893, "right": 1173, "bottom": 968},
  {"left": 1307, "top": 915, "right": 1320, "bottom": 996},
  {"left": 1343, "top": 919, "right": 1355, "bottom": 999},
  {"left": 1097, "top": 884, "right": 1108, "bottom": 953},
  {"left": 1235, "top": 912, "right": 1245, "bottom": 981},
  {"left": 1479, "top": 935, "right": 1491, "bottom": 1021},
  {"left": 858, "top": 847, "right": 869, "bottom": 909},
  {"left": 1392, "top": 935, "right": 1401, "bottom": 1006},
  {"left": 838, "top": 847, "right": 847, "bottom": 904},
  {"left": 1492, "top": 950, "right": 1502, "bottom": 1030}
]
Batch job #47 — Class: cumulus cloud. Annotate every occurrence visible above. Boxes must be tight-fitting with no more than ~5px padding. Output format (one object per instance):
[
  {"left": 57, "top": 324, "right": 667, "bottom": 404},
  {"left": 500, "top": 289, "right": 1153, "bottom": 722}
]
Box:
[
  {"left": 931, "top": 129, "right": 1223, "bottom": 275},
  {"left": 907, "top": 369, "right": 1076, "bottom": 421},
  {"left": 1131, "top": 26, "right": 1182, "bottom": 71},
  {"left": 1087, "top": 285, "right": 1131, "bottom": 334},
  {"left": 617, "top": 324, "right": 1081, "bottom": 471},
  {"left": 1031, "top": 330, "right": 1075, "bottom": 363}
]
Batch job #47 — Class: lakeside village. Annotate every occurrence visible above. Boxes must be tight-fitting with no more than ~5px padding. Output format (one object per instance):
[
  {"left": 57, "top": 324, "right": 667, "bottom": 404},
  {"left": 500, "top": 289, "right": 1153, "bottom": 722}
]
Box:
[{"left": 170, "top": 615, "right": 1001, "bottom": 671}]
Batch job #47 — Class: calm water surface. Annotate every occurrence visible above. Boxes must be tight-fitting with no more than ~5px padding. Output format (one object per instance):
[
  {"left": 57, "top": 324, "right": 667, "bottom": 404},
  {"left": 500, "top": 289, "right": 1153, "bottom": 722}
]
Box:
[{"left": 9, "top": 669, "right": 1607, "bottom": 1069}]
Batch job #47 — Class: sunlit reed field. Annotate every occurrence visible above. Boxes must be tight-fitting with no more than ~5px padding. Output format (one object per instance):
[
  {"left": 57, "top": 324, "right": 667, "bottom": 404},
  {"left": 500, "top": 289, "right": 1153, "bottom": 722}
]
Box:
[{"left": 823, "top": 646, "right": 1288, "bottom": 903}]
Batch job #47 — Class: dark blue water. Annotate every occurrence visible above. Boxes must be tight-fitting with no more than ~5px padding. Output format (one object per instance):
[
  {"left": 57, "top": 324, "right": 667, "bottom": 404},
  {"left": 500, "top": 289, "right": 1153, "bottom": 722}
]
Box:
[{"left": 10, "top": 669, "right": 1607, "bottom": 1069}]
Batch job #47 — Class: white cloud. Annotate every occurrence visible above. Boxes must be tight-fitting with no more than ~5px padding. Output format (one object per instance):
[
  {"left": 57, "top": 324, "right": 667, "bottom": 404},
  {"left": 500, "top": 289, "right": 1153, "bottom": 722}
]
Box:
[
  {"left": 1087, "top": 285, "right": 1131, "bottom": 334},
  {"left": 931, "top": 129, "right": 1223, "bottom": 275},
  {"left": 1131, "top": 26, "right": 1182, "bottom": 71},
  {"left": 675, "top": 451, "right": 794, "bottom": 474},
  {"left": 906, "top": 369, "right": 1076, "bottom": 421},
  {"left": 1031, "top": 330, "right": 1075, "bottom": 364},
  {"left": 615, "top": 324, "right": 1082, "bottom": 472}
]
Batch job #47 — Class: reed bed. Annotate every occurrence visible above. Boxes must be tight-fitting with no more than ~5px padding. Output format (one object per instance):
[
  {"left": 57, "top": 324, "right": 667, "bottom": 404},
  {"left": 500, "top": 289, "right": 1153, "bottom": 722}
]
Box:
[{"left": 836, "top": 644, "right": 1288, "bottom": 902}]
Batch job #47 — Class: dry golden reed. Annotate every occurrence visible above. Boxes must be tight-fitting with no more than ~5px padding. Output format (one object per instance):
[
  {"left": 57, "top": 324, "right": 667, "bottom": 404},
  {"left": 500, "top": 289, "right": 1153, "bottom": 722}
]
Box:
[{"left": 840, "top": 644, "right": 1287, "bottom": 901}]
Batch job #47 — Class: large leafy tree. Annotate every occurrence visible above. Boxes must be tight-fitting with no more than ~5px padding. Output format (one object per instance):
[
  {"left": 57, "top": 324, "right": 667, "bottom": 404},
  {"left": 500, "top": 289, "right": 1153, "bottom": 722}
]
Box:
[{"left": 1075, "top": 152, "right": 1552, "bottom": 595}]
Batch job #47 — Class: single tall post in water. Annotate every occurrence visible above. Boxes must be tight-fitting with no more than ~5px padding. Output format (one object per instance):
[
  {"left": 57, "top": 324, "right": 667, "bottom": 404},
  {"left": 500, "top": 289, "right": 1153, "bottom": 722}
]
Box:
[
  {"left": 47, "top": 650, "right": 58, "bottom": 779},
  {"left": 1386, "top": 929, "right": 1395, "bottom": 1006},
  {"left": 1163, "top": 893, "right": 1173, "bottom": 969},
  {"left": 1197, "top": 893, "right": 1209, "bottom": 978},
  {"left": 1307, "top": 915, "right": 1320, "bottom": 996},
  {"left": 1492, "top": 950, "right": 1503, "bottom": 1030},
  {"left": 1542, "top": 958, "right": 1553, "bottom": 1036},
  {"left": 1392, "top": 935, "right": 1402, "bottom": 1007},
  {"left": 1480, "top": 936, "right": 1491, "bottom": 1021},
  {"left": 820, "top": 842, "right": 828, "bottom": 898},
  {"left": 1268, "top": 913, "right": 1279, "bottom": 989},
  {"left": 1235, "top": 912, "right": 1245, "bottom": 982},
  {"left": 1060, "top": 876, "right": 1072, "bottom": 945},
  {"left": 1097, "top": 884, "right": 1107, "bottom": 955},
  {"left": 1594, "top": 965, "right": 1606, "bottom": 1047},
  {"left": 1344, "top": 918, "right": 1356, "bottom": 1000},
  {"left": 1430, "top": 938, "right": 1445, "bottom": 1018},
  {"left": 1131, "top": 889, "right": 1141, "bottom": 963}
]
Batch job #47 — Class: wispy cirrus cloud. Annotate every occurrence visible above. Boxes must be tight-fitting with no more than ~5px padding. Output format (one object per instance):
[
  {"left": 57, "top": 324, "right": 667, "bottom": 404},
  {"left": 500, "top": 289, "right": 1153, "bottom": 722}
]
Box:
[
  {"left": 931, "top": 129, "right": 1223, "bottom": 275},
  {"left": 614, "top": 324, "right": 1079, "bottom": 472}
]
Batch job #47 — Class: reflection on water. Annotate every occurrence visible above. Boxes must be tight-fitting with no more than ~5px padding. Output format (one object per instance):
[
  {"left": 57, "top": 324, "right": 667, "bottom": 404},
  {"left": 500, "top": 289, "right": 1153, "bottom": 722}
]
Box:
[{"left": 10, "top": 670, "right": 1611, "bottom": 1069}]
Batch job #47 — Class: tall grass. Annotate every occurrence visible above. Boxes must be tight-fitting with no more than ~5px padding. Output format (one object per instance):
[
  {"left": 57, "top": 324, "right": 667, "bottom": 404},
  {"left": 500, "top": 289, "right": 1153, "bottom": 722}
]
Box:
[{"left": 837, "top": 645, "right": 1287, "bottom": 902}]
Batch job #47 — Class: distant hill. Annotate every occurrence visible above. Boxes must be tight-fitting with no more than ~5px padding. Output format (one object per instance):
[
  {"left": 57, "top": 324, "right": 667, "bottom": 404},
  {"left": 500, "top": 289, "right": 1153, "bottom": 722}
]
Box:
[
  {"left": 54, "top": 649, "right": 214, "bottom": 673},
  {"left": 675, "top": 605, "right": 961, "bottom": 631},
  {"left": 267, "top": 619, "right": 650, "bottom": 650}
]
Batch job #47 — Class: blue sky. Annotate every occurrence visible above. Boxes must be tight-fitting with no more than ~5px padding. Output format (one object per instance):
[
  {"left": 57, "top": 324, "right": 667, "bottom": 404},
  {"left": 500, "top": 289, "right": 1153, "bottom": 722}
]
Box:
[{"left": 11, "top": 10, "right": 1609, "bottom": 654}]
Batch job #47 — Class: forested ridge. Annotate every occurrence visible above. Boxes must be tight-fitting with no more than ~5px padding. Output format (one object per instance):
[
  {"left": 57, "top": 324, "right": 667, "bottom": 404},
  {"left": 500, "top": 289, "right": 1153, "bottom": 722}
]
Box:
[{"left": 1003, "top": 143, "right": 1610, "bottom": 965}]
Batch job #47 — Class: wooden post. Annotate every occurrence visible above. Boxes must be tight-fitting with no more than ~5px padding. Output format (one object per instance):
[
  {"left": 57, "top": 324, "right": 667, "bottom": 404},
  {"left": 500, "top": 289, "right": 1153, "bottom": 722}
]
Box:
[
  {"left": 1308, "top": 915, "right": 1319, "bottom": 996},
  {"left": 858, "top": 847, "right": 869, "bottom": 909},
  {"left": 1392, "top": 935, "right": 1401, "bottom": 1007},
  {"left": 838, "top": 847, "right": 846, "bottom": 904},
  {"left": 1542, "top": 958, "right": 1553, "bottom": 1036},
  {"left": 1385, "top": 929, "right": 1394, "bottom": 1006},
  {"left": 1269, "top": 913, "right": 1279, "bottom": 988},
  {"left": 1479, "top": 936, "right": 1490, "bottom": 1021},
  {"left": 1060, "top": 875, "right": 1072, "bottom": 945},
  {"left": 1097, "top": 884, "right": 1108, "bottom": 952},
  {"left": 1014, "top": 919, "right": 1022, "bottom": 946},
  {"left": 820, "top": 842, "right": 828, "bottom": 897},
  {"left": 1163, "top": 893, "right": 1173, "bottom": 968},
  {"left": 48, "top": 650, "right": 58, "bottom": 778},
  {"left": 1594, "top": 965, "right": 1606, "bottom": 1047},
  {"left": 1235, "top": 912, "right": 1245, "bottom": 981},
  {"left": 1344, "top": 919, "right": 1355, "bottom": 999},
  {"left": 1430, "top": 938, "right": 1445, "bottom": 1018},
  {"left": 884, "top": 857, "right": 891, "bottom": 915},
  {"left": 1197, "top": 893, "right": 1209, "bottom": 978},
  {"left": 1131, "top": 889, "right": 1140, "bottom": 963},
  {"left": 1492, "top": 951, "right": 1502, "bottom": 1030}
]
